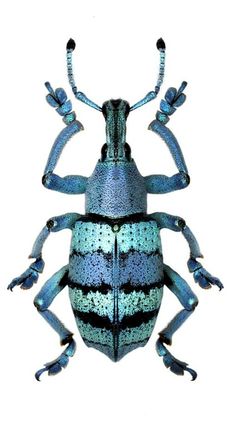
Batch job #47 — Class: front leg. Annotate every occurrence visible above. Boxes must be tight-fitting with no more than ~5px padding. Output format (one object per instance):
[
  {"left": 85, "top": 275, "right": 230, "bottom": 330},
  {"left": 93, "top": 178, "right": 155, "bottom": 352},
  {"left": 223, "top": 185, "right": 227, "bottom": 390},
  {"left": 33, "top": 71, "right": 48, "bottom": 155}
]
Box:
[
  {"left": 7, "top": 213, "right": 80, "bottom": 291},
  {"left": 151, "top": 212, "right": 223, "bottom": 290},
  {"left": 145, "top": 82, "right": 190, "bottom": 194},
  {"left": 42, "top": 82, "right": 87, "bottom": 194}
]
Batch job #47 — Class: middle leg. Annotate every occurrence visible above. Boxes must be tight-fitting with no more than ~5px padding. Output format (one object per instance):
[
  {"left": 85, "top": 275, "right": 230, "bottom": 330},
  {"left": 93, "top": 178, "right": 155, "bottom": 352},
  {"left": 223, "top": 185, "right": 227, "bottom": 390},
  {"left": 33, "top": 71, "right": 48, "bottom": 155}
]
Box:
[{"left": 156, "top": 264, "right": 198, "bottom": 380}]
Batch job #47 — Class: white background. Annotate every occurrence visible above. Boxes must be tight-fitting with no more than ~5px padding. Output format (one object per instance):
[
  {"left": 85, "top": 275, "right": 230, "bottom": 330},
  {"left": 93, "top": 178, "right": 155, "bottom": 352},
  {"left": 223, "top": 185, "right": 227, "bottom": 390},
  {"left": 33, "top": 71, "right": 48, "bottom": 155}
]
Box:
[{"left": 0, "top": 1, "right": 235, "bottom": 432}]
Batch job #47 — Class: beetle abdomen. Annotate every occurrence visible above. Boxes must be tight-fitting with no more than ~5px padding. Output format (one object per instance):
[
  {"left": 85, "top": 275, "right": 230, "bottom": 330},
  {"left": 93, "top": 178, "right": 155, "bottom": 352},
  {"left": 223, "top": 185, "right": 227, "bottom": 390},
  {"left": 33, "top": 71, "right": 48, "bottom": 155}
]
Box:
[{"left": 68, "top": 215, "right": 163, "bottom": 361}]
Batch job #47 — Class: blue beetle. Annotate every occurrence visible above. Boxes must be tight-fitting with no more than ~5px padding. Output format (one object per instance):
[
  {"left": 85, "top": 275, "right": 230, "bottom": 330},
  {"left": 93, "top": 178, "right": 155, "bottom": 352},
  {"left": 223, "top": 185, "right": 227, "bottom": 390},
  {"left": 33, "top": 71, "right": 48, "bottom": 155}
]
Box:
[{"left": 8, "top": 38, "right": 223, "bottom": 381}]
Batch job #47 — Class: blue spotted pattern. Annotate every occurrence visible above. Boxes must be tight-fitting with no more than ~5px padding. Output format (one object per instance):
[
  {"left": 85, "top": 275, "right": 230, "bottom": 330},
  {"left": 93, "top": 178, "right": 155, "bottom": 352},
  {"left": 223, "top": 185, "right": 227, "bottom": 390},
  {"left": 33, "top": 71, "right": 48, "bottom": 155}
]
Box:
[{"left": 68, "top": 217, "right": 163, "bottom": 361}]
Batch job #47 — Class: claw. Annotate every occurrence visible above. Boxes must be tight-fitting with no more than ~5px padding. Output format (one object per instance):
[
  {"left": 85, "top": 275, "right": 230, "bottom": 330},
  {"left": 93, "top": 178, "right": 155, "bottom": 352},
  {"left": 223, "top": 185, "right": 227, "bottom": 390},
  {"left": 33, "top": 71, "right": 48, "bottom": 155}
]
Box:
[
  {"left": 7, "top": 260, "right": 42, "bottom": 291},
  {"left": 185, "top": 366, "right": 198, "bottom": 381},
  {"left": 156, "top": 339, "right": 197, "bottom": 381},
  {"left": 35, "top": 359, "right": 64, "bottom": 381},
  {"left": 7, "top": 275, "right": 26, "bottom": 291},
  {"left": 35, "top": 339, "right": 76, "bottom": 381},
  {"left": 35, "top": 367, "right": 47, "bottom": 381},
  {"left": 188, "top": 258, "right": 224, "bottom": 291},
  {"left": 194, "top": 268, "right": 224, "bottom": 290},
  {"left": 7, "top": 279, "right": 17, "bottom": 291}
]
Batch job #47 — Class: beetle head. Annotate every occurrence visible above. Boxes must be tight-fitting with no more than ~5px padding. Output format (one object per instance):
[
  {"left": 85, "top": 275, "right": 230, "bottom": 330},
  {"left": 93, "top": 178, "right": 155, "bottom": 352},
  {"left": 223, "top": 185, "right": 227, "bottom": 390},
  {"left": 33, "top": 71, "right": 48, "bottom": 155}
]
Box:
[{"left": 66, "top": 38, "right": 166, "bottom": 161}]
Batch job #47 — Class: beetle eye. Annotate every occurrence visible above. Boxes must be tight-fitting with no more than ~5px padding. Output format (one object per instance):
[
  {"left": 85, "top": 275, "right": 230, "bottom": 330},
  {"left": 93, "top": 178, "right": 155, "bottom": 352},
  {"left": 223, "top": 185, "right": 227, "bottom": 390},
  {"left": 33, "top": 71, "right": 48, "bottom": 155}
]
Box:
[
  {"left": 125, "top": 103, "right": 130, "bottom": 118},
  {"left": 100, "top": 143, "right": 107, "bottom": 161},
  {"left": 102, "top": 103, "right": 107, "bottom": 119},
  {"left": 124, "top": 143, "right": 131, "bottom": 161}
]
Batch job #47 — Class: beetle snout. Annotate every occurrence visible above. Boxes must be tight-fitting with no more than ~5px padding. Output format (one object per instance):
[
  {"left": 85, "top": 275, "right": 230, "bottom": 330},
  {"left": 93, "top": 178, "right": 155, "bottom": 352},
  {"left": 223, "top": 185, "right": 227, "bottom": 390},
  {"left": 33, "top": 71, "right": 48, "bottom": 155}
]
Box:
[{"left": 101, "top": 98, "right": 130, "bottom": 161}]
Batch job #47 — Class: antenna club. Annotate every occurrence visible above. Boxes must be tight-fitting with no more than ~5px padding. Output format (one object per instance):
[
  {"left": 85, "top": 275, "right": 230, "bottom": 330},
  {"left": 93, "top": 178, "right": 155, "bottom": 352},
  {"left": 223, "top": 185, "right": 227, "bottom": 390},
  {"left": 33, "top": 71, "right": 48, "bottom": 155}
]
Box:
[
  {"left": 156, "top": 38, "right": 166, "bottom": 50},
  {"left": 67, "top": 38, "right": 76, "bottom": 51}
]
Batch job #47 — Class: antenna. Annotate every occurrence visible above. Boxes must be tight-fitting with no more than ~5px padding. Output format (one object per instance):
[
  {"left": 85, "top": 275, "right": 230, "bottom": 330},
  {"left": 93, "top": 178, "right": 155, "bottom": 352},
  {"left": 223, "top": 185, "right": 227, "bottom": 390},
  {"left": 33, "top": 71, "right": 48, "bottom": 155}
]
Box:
[
  {"left": 130, "top": 38, "right": 166, "bottom": 111},
  {"left": 66, "top": 38, "right": 102, "bottom": 111}
]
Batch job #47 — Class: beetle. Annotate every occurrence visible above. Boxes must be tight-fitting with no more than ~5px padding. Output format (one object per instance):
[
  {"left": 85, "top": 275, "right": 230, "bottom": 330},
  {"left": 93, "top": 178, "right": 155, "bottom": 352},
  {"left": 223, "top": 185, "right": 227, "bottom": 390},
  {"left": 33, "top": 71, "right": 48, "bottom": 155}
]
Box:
[{"left": 8, "top": 38, "right": 223, "bottom": 381}]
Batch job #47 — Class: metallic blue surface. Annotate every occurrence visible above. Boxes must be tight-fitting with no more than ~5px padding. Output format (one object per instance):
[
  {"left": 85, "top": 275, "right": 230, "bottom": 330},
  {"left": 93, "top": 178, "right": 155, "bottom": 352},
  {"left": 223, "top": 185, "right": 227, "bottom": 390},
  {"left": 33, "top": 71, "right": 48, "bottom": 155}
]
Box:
[
  {"left": 44, "top": 122, "right": 83, "bottom": 173},
  {"left": 34, "top": 265, "right": 76, "bottom": 380},
  {"left": 156, "top": 264, "right": 198, "bottom": 380},
  {"left": 182, "top": 226, "right": 203, "bottom": 259},
  {"left": 85, "top": 161, "right": 147, "bottom": 217},
  {"left": 68, "top": 216, "right": 163, "bottom": 361},
  {"left": 8, "top": 38, "right": 223, "bottom": 380},
  {"left": 148, "top": 120, "right": 188, "bottom": 173}
]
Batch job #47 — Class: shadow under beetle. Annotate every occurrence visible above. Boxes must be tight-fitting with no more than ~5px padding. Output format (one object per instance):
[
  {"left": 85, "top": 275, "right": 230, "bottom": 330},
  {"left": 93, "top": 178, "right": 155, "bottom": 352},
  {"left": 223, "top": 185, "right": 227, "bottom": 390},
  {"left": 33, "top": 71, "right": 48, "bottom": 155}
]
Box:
[{"left": 8, "top": 38, "right": 223, "bottom": 381}]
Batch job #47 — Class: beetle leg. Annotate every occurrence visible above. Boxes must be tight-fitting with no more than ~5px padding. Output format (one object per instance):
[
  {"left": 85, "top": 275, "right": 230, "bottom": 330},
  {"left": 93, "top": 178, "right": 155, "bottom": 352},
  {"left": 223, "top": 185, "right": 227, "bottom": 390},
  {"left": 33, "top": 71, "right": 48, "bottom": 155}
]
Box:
[
  {"left": 33, "top": 265, "right": 76, "bottom": 381},
  {"left": 42, "top": 122, "right": 87, "bottom": 194},
  {"left": 42, "top": 83, "right": 88, "bottom": 194},
  {"left": 156, "top": 264, "right": 198, "bottom": 380},
  {"left": 7, "top": 213, "right": 80, "bottom": 291},
  {"left": 145, "top": 83, "right": 189, "bottom": 194},
  {"left": 150, "top": 212, "right": 223, "bottom": 289},
  {"left": 144, "top": 118, "right": 190, "bottom": 193}
]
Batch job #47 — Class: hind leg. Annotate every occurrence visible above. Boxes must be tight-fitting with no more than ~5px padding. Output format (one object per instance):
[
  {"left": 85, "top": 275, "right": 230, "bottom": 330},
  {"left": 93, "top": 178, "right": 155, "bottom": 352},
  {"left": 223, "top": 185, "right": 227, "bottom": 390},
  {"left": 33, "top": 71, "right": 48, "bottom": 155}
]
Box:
[
  {"left": 33, "top": 265, "right": 76, "bottom": 380},
  {"left": 156, "top": 264, "right": 198, "bottom": 380}
]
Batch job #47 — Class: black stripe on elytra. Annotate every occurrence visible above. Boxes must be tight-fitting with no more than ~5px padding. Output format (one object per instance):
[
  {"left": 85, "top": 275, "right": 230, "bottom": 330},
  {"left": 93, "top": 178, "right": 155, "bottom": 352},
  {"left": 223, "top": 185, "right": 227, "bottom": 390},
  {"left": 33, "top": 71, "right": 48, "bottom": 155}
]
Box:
[
  {"left": 73, "top": 308, "right": 159, "bottom": 330},
  {"left": 119, "top": 309, "right": 159, "bottom": 329},
  {"left": 68, "top": 279, "right": 112, "bottom": 294},
  {"left": 83, "top": 336, "right": 149, "bottom": 348},
  {"left": 119, "top": 249, "right": 163, "bottom": 260},
  {"left": 74, "top": 310, "right": 112, "bottom": 329},
  {"left": 120, "top": 280, "right": 164, "bottom": 294},
  {"left": 70, "top": 249, "right": 113, "bottom": 260},
  {"left": 119, "top": 337, "right": 149, "bottom": 347},
  {"left": 83, "top": 213, "right": 152, "bottom": 226},
  {"left": 68, "top": 280, "right": 163, "bottom": 295},
  {"left": 70, "top": 248, "right": 162, "bottom": 260}
]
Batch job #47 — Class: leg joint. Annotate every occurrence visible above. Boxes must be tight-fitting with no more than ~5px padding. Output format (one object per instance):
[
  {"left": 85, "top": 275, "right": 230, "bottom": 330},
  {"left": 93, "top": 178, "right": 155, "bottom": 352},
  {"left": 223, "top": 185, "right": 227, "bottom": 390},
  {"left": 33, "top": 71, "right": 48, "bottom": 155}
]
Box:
[
  {"left": 42, "top": 172, "right": 53, "bottom": 189},
  {"left": 186, "top": 296, "right": 198, "bottom": 311},
  {"left": 34, "top": 296, "right": 48, "bottom": 311},
  {"left": 179, "top": 171, "right": 190, "bottom": 188}
]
